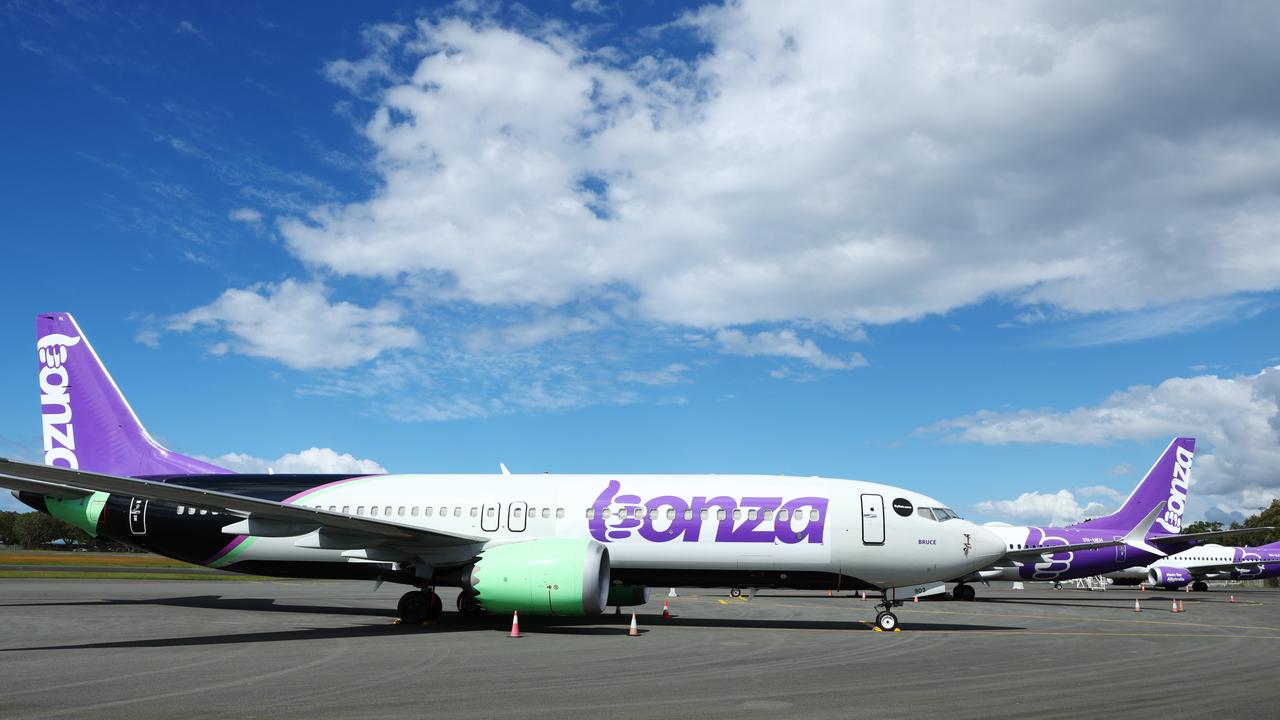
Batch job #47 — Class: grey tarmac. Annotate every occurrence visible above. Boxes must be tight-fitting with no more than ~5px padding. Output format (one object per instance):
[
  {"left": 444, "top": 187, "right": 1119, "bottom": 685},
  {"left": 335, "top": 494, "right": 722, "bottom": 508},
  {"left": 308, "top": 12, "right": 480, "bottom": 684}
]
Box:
[{"left": 0, "top": 580, "right": 1276, "bottom": 719}]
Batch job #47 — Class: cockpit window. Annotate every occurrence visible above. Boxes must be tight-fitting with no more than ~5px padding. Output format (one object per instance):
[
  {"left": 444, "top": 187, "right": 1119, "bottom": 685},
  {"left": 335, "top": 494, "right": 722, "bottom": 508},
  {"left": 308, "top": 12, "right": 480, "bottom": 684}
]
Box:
[
  {"left": 933, "top": 507, "right": 959, "bottom": 521},
  {"left": 917, "top": 507, "right": 937, "bottom": 521}
]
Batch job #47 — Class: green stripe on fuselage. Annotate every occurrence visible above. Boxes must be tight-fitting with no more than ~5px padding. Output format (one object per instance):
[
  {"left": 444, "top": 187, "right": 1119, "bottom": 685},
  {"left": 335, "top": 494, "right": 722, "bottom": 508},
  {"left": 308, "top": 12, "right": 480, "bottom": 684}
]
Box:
[{"left": 45, "top": 491, "right": 110, "bottom": 537}]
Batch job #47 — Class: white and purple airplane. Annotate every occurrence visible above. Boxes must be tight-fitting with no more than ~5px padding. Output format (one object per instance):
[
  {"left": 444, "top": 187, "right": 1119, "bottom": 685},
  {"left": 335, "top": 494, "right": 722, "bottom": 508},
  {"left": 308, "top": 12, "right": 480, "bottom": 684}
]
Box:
[
  {"left": 946, "top": 439, "right": 1270, "bottom": 599},
  {"left": 0, "top": 312, "right": 1141, "bottom": 632},
  {"left": 1105, "top": 541, "right": 1280, "bottom": 591}
]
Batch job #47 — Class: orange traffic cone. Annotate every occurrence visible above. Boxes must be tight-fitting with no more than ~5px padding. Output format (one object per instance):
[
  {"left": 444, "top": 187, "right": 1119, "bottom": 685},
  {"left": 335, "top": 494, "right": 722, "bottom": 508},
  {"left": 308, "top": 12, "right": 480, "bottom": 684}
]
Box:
[
  {"left": 1184, "top": 585, "right": 1190, "bottom": 593},
  {"left": 1133, "top": 598, "right": 1141, "bottom": 613},
  {"left": 827, "top": 589, "right": 832, "bottom": 597},
  {"left": 509, "top": 610, "right": 521, "bottom": 638},
  {"left": 662, "top": 599, "right": 671, "bottom": 620},
  {"left": 1179, "top": 599, "right": 1186, "bottom": 613},
  {"left": 1140, "top": 584, "right": 1146, "bottom": 592},
  {"left": 1230, "top": 594, "right": 1237, "bottom": 604},
  {"left": 1171, "top": 599, "right": 1179, "bottom": 613},
  {"left": 628, "top": 612, "right": 639, "bottom": 637},
  {"left": 913, "top": 595, "right": 919, "bottom": 604}
]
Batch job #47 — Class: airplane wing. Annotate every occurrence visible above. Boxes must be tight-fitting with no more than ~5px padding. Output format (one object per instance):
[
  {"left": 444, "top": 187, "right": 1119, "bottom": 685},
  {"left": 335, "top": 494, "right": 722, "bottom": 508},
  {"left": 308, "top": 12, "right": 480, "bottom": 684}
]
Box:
[
  {"left": 1003, "top": 539, "right": 1125, "bottom": 560},
  {"left": 1005, "top": 501, "right": 1169, "bottom": 561},
  {"left": 1149, "top": 527, "right": 1277, "bottom": 546},
  {"left": 0, "top": 458, "right": 485, "bottom": 548},
  {"left": 1184, "top": 559, "right": 1267, "bottom": 577}
]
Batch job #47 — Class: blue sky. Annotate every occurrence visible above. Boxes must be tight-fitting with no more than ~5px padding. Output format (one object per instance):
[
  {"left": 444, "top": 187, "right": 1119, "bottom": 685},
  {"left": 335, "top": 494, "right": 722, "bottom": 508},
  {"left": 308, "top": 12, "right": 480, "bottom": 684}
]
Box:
[{"left": 3, "top": 1, "right": 1279, "bottom": 524}]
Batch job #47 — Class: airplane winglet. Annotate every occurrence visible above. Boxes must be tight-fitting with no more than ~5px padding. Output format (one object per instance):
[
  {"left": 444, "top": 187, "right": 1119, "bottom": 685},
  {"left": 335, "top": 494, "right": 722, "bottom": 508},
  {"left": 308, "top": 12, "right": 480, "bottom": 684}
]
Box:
[
  {"left": 500, "top": 463, "right": 511, "bottom": 476},
  {"left": 1123, "top": 501, "right": 1168, "bottom": 558}
]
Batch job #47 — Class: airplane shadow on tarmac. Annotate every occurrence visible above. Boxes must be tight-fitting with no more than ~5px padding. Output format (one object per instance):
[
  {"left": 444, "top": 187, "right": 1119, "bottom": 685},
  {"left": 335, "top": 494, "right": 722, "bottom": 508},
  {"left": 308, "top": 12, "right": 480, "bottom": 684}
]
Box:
[
  {"left": 1, "top": 609, "right": 1021, "bottom": 652},
  {"left": 0, "top": 595, "right": 391, "bottom": 618}
]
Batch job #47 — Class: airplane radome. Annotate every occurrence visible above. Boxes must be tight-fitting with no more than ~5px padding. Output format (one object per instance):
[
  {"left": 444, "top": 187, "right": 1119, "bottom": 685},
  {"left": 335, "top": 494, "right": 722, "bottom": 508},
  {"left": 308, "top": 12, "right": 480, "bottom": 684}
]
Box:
[{"left": 2, "top": 312, "right": 1009, "bottom": 633}]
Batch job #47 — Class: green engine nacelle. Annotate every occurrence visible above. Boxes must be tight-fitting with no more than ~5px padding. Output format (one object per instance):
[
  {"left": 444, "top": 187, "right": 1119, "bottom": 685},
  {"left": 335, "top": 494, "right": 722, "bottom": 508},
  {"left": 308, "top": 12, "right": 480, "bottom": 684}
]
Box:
[
  {"left": 468, "top": 538, "right": 611, "bottom": 616},
  {"left": 607, "top": 585, "right": 650, "bottom": 607}
]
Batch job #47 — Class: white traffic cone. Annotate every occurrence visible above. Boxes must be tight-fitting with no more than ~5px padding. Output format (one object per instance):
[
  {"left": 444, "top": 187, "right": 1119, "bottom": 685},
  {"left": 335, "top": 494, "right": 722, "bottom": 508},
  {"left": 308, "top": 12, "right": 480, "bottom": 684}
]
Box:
[
  {"left": 1134, "top": 598, "right": 1141, "bottom": 613},
  {"left": 1230, "top": 594, "right": 1237, "bottom": 604},
  {"left": 668, "top": 587, "right": 678, "bottom": 598},
  {"left": 860, "top": 590, "right": 866, "bottom": 600},
  {"left": 628, "top": 612, "right": 639, "bottom": 637}
]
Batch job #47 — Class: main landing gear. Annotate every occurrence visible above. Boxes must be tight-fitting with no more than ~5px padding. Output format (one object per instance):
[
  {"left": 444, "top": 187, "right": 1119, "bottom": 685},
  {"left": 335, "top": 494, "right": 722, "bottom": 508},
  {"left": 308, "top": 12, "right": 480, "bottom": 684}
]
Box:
[
  {"left": 397, "top": 589, "right": 443, "bottom": 624},
  {"left": 953, "top": 583, "right": 977, "bottom": 601},
  {"left": 1192, "top": 581, "right": 1209, "bottom": 592}
]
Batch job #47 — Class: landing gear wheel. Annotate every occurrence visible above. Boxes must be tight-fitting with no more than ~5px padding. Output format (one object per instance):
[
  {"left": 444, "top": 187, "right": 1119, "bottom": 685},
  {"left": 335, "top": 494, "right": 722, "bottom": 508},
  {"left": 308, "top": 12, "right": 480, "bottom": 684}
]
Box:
[
  {"left": 729, "top": 588, "right": 742, "bottom": 598},
  {"left": 426, "top": 591, "right": 443, "bottom": 621},
  {"left": 1192, "top": 581, "right": 1208, "bottom": 592},
  {"left": 954, "top": 584, "right": 976, "bottom": 601},
  {"left": 456, "top": 593, "right": 483, "bottom": 616},
  {"left": 875, "top": 611, "right": 898, "bottom": 631},
  {"left": 398, "top": 590, "right": 429, "bottom": 624}
]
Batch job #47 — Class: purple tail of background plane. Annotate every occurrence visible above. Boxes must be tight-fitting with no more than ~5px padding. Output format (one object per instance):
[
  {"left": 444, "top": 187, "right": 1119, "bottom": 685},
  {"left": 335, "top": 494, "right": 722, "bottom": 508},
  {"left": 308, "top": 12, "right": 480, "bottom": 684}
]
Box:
[
  {"left": 1080, "top": 437, "right": 1194, "bottom": 535},
  {"left": 36, "top": 312, "right": 228, "bottom": 477}
]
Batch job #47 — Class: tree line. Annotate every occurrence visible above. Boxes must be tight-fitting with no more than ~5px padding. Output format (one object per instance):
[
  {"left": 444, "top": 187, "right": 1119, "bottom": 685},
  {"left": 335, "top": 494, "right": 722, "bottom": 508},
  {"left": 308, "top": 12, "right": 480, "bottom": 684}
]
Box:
[
  {"left": 1180, "top": 498, "right": 1280, "bottom": 545},
  {"left": 0, "top": 511, "right": 139, "bottom": 551}
]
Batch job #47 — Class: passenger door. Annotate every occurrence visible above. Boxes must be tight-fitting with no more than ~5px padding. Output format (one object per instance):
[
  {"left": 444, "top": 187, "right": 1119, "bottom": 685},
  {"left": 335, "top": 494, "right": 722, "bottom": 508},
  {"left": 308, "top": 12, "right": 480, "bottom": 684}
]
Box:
[
  {"left": 861, "top": 494, "right": 885, "bottom": 545},
  {"left": 481, "top": 502, "right": 502, "bottom": 532},
  {"left": 508, "top": 501, "right": 528, "bottom": 532}
]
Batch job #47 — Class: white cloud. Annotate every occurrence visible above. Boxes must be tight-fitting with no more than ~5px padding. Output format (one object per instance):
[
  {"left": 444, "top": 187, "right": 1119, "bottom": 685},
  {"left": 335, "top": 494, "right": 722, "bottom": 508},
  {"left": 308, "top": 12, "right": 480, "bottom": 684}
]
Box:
[
  {"left": 1103, "top": 464, "right": 1131, "bottom": 477},
  {"left": 229, "top": 207, "right": 263, "bottom": 224},
  {"left": 927, "top": 365, "right": 1280, "bottom": 520},
  {"left": 207, "top": 447, "right": 387, "bottom": 474},
  {"left": 715, "top": 329, "right": 867, "bottom": 371},
  {"left": 619, "top": 363, "right": 688, "bottom": 385},
  {"left": 274, "top": 4, "right": 1280, "bottom": 334},
  {"left": 168, "top": 279, "right": 420, "bottom": 370},
  {"left": 975, "top": 489, "right": 1110, "bottom": 526},
  {"left": 1077, "top": 484, "right": 1124, "bottom": 501}
]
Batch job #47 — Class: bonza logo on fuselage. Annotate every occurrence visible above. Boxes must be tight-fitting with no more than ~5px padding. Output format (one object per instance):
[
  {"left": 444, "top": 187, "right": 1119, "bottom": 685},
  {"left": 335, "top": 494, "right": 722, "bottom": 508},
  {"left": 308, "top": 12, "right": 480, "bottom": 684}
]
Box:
[
  {"left": 1158, "top": 446, "right": 1194, "bottom": 534},
  {"left": 37, "top": 333, "right": 81, "bottom": 469},
  {"left": 589, "top": 480, "right": 829, "bottom": 544}
]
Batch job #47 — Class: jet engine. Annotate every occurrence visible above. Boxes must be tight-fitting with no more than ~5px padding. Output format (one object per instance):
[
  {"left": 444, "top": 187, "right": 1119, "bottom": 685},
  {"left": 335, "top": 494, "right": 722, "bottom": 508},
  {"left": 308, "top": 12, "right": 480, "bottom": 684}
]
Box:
[
  {"left": 1148, "top": 566, "right": 1193, "bottom": 588},
  {"left": 461, "top": 538, "right": 611, "bottom": 616}
]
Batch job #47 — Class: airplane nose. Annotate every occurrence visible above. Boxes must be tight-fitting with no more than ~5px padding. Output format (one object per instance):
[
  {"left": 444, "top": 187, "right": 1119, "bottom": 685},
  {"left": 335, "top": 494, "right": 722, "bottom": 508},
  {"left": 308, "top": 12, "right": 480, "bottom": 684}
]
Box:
[{"left": 956, "top": 521, "right": 1006, "bottom": 568}]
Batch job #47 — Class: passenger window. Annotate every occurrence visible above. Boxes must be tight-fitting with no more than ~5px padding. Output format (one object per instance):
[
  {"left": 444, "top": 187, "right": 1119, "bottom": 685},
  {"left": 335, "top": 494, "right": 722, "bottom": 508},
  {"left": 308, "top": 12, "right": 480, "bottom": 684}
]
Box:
[
  {"left": 371, "top": 506, "right": 379, "bottom": 516},
  {"left": 733, "top": 509, "right": 742, "bottom": 520},
  {"left": 716, "top": 509, "right": 727, "bottom": 521},
  {"left": 410, "top": 507, "right": 418, "bottom": 517},
  {"left": 199, "top": 509, "right": 208, "bottom": 515},
  {"left": 342, "top": 505, "right": 350, "bottom": 514},
  {"left": 778, "top": 509, "right": 789, "bottom": 521},
  {"left": 648, "top": 509, "right": 657, "bottom": 520},
  {"left": 683, "top": 510, "right": 693, "bottom": 520},
  {"left": 424, "top": 507, "right": 433, "bottom": 517},
  {"left": 385, "top": 506, "right": 393, "bottom": 516},
  {"left": 440, "top": 507, "right": 447, "bottom": 516},
  {"left": 470, "top": 507, "right": 478, "bottom": 518},
  {"left": 556, "top": 508, "right": 565, "bottom": 519},
  {"left": 486, "top": 507, "right": 495, "bottom": 517},
  {"left": 700, "top": 509, "right": 709, "bottom": 520},
  {"left": 543, "top": 508, "right": 551, "bottom": 519},
  {"left": 764, "top": 509, "right": 774, "bottom": 521},
  {"left": 603, "top": 508, "right": 612, "bottom": 519},
  {"left": 453, "top": 507, "right": 461, "bottom": 517},
  {"left": 811, "top": 510, "right": 821, "bottom": 521},
  {"left": 587, "top": 508, "right": 595, "bottom": 519},
  {"left": 666, "top": 508, "right": 676, "bottom": 520},
  {"left": 177, "top": 505, "right": 184, "bottom": 514},
  {"left": 356, "top": 506, "right": 365, "bottom": 515},
  {"left": 748, "top": 509, "right": 758, "bottom": 521},
  {"left": 514, "top": 508, "right": 523, "bottom": 518}
]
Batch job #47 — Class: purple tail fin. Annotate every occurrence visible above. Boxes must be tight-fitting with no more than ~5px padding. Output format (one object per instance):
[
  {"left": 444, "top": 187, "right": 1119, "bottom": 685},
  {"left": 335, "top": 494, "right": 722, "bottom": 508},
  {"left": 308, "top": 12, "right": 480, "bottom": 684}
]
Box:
[
  {"left": 36, "top": 312, "right": 229, "bottom": 476},
  {"left": 1081, "top": 437, "right": 1194, "bottom": 534}
]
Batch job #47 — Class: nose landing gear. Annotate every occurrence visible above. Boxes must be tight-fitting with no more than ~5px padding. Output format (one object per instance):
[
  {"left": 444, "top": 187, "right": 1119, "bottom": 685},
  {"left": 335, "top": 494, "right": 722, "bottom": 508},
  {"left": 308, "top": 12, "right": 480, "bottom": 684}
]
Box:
[
  {"left": 397, "top": 589, "right": 443, "bottom": 624},
  {"left": 873, "top": 592, "right": 902, "bottom": 632}
]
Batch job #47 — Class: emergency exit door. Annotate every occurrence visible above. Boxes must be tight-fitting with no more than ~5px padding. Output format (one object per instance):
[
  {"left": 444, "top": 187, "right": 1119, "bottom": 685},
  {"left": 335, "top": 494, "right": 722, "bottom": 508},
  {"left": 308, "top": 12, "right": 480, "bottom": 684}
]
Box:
[{"left": 861, "top": 493, "right": 884, "bottom": 545}]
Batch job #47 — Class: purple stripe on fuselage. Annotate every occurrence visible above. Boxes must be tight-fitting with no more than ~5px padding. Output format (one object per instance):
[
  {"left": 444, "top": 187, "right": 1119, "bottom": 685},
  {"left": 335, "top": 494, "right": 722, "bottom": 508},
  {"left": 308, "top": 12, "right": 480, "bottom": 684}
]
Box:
[{"left": 203, "top": 534, "right": 248, "bottom": 565}]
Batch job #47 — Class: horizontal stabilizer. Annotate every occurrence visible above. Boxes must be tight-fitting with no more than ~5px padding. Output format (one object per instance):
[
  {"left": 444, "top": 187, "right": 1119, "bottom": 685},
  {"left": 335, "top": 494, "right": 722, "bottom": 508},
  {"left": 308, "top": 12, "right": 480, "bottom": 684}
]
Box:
[
  {"left": 1, "top": 474, "right": 92, "bottom": 500},
  {"left": 1150, "top": 527, "right": 1277, "bottom": 545}
]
